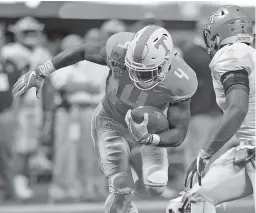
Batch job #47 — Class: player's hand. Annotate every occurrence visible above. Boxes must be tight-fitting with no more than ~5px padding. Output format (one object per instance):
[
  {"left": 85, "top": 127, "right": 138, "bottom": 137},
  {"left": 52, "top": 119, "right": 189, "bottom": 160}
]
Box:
[
  {"left": 125, "top": 109, "right": 149, "bottom": 142},
  {"left": 12, "top": 70, "right": 45, "bottom": 98},
  {"left": 184, "top": 149, "right": 211, "bottom": 188}
]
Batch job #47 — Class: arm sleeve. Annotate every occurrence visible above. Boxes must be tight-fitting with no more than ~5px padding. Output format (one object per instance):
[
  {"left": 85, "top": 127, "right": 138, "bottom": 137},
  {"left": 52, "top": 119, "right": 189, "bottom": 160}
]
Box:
[
  {"left": 51, "top": 42, "right": 107, "bottom": 70},
  {"left": 220, "top": 70, "right": 249, "bottom": 94}
]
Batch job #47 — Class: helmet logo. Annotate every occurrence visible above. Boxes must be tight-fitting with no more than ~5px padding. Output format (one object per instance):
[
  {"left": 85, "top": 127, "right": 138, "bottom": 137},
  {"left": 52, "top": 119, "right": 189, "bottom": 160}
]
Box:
[{"left": 154, "top": 35, "right": 170, "bottom": 56}]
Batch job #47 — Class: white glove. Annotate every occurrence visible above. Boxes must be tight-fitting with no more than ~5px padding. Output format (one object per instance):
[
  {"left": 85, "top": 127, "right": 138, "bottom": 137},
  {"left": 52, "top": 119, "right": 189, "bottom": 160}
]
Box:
[
  {"left": 13, "top": 70, "right": 45, "bottom": 99},
  {"left": 125, "top": 109, "right": 150, "bottom": 143}
]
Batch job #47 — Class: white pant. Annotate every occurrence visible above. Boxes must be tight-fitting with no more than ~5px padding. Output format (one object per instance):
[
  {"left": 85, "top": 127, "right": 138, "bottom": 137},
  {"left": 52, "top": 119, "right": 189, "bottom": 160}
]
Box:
[
  {"left": 189, "top": 145, "right": 255, "bottom": 206},
  {"left": 16, "top": 102, "right": 41, "bottom": 154}
]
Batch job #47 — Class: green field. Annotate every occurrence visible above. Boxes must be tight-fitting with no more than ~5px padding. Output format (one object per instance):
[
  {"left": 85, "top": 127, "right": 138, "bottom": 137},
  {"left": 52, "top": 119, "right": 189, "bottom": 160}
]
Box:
[
  {"left": 0, "top": 183, "right": 253, "bottom": 213},
  {"left": 0, "top": 198, "right": 254, "bottom": 213}
]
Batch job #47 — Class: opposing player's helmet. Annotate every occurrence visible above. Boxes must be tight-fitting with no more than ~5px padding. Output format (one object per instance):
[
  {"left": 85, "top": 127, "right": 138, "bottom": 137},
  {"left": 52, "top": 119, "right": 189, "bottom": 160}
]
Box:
[
  {"left": 9, "top": 16, "right": 44, "bottom": 47},
  {"left": 203, "top": 5, "right": 254, "bottom": 56},
  {"left": 125, "top": 26, "right": 174, "bottom": 90}
]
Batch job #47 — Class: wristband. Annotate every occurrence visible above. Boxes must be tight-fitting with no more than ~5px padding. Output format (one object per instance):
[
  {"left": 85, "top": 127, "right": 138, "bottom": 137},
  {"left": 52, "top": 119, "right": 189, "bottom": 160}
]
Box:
[
  {"left": 139, "top": 134, "right": 160, "bottom": 146},
  {"left": 139, "top": 134, "right": 153, "bottom": 145},
  {"left": 37, "top": 60, "right": 56, "bottom": 77},
  {"left": 151, "top": 134, "right": 160, "bottom": 146}
]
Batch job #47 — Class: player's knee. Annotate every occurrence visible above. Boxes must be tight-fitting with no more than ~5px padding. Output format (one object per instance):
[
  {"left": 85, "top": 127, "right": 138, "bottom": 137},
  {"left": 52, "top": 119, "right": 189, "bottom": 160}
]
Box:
[
  {"left": 106, "top": 172, "right": 134, "bottom": 212},
  {"left": 109, "top": 172, "right": 134, "bottom": 195},
  {"left": 144, "top": 184, "right": 166, "bottom": 197},
  {"left": 144, "top": 168, "right": 168, "bottom": 197}
]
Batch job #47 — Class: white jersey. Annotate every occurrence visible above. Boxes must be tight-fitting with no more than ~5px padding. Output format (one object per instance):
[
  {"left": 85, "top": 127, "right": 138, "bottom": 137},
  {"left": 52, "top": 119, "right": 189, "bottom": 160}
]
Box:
[{"left": 209, "top": 43, "right": 255, "bottom": 147}]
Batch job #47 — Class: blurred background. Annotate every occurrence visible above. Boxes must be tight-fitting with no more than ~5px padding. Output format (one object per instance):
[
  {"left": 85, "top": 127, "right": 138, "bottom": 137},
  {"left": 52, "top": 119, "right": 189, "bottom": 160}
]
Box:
[{"left": 0, "top": 1, "right": 255, "bottom": 213}]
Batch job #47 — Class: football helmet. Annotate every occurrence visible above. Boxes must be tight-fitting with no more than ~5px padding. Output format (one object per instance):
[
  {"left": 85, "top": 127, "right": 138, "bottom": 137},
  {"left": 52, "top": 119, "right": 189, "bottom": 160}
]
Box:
[
  {"left": 203, "top": 5, "right": 254, "bottom": 56},
  {"left": 125, "top": 26, "right": 174, "bottom": 90},
  {"left": 9, "top": 17, "right": 44, "bottom": 48}
]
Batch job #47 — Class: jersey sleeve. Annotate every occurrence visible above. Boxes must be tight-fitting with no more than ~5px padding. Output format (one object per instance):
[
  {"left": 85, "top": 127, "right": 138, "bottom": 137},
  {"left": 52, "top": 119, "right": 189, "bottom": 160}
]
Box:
[
  {"left": 105, "top": 32, "right": 134, "bottom": 68},
  {"left": 168, "top": 57, "right": 198, "bottom": 103},
  {"left": 105, "top": 32, "right": 133, "bottom": 58},
  {"left": 52, "top": 41, "right": 107, "bottom": 70},
  {"left": 209, "top": 43, "right": 255, "bottom": 80}
]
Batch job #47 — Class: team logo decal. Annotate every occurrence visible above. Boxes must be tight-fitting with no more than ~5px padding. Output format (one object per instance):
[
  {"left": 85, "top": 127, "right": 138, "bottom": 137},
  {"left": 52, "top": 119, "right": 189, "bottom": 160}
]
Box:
[
  {"left": 154, "top": 35, "right": 170, "bottom": 56},
  {"left": 110, "top": 50, "right": 126, "bottom": 77},
  {"left": 112, "top": 67, "right": 124, "bottom": 77}
]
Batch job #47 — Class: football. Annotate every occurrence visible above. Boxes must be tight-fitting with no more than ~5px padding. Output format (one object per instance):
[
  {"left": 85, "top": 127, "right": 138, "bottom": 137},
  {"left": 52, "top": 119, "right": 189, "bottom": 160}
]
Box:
[{"left": 131, "top": 106, "right": 169, "bottom": 134}]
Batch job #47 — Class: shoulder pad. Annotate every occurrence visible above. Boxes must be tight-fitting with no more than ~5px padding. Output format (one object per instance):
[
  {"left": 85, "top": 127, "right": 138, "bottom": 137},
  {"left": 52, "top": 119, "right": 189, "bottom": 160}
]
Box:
[
  {"left": 167, "top": 56, "right": 198, "bottom": 103},
  {"left": 210, "top": 43, "right": 255, "bottom": 80},
  {"left": 106, "top": 32, "right": 134, "bottom": 60}
]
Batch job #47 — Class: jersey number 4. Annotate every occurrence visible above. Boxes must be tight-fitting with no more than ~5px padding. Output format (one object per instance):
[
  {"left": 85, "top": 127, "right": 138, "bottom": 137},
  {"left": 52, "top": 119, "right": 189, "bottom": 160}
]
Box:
[{"left": 174, "top": 68, "right": 189, "bottom": 79}]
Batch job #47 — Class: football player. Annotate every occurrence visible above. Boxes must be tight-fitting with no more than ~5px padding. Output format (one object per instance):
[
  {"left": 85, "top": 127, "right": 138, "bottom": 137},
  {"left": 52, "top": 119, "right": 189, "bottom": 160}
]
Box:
[
  {"left": 2, "top": 16, "right": 52, "bottom": 200},
  {"left": 13, "top": 25, "right": 198, "bottom": 213},
  {"left": 166, "top": 5, "right": 255, "bottom": 213}
]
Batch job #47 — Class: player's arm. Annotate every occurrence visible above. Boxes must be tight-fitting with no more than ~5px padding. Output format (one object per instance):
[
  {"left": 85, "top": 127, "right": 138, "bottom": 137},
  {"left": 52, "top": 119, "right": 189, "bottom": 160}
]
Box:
[
  {"left": 155, "top": 62, "right": 197, "bottom": 147},
  {"left": 37, "top": 42, "right": 107, "bottom": 78},
  {"left": 204, "top": 70, "right": 249, "bottom": 156},
  {"left": 156, "top": 99, "right": 191, "bottom": 147},
  {"left": 12, "top": 41, "right": 107, "bottom": 97}
]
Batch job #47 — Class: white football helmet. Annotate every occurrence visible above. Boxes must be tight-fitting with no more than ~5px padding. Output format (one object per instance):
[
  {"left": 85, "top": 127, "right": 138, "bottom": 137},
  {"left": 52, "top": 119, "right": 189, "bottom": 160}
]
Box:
[
  {"left": 125, "top": 25, "right": 174, "bottom": 90},
  {"left": 9, "top": 16, "right": 44, "bottom": 48}
]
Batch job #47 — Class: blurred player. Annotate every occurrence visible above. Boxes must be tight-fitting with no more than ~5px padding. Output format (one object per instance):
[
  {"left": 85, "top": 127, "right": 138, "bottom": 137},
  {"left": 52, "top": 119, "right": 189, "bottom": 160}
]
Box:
[
  {"left": 13, "top": 25, "right": 198, "bottom": 212},
  {"left": 166, "top": 5, "right": 255, "bottom": 213},
  {"left": 2, "top": 16, "right": 52, "bottom": 200},
  {"left": 100, "top": 19, "right": 126, "bottom": 40},
  {"left": 0, "top": 45, "right": 24, "bottom": 202},
  {"left": 129, "top": 13, "right": 164, "bottom": 33}
]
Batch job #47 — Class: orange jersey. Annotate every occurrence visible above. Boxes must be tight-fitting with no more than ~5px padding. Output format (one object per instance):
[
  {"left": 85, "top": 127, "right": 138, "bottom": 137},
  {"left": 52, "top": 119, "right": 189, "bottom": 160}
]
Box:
[{"left": 101, "top": 32, "right": 198, "bottom": 125}]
